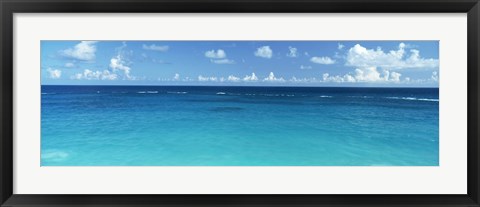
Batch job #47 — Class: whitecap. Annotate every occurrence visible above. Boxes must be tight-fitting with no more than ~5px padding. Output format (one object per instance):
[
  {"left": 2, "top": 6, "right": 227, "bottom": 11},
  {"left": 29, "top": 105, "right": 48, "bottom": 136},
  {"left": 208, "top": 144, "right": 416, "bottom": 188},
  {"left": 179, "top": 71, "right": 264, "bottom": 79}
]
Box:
[
  {"left": 167, "top": 91, "right": 187, "bottom": 94},
  {"left": 349, "top": 96, "right": 372, "bottom": 99},
  {"left": 216, "top": 92, "right": 226, "bottom": 95},
  {"left": 386, "top": 97, "right": 439, "bottom": 102},
  {"left": 147, "top": 91, "right": 158, "bottom": 94},
  {"left": 320, "top": 95, "right": 332, "bottom": 98},
  {"left": 417, "top": 98, "right": 439, "bottom": 102}
]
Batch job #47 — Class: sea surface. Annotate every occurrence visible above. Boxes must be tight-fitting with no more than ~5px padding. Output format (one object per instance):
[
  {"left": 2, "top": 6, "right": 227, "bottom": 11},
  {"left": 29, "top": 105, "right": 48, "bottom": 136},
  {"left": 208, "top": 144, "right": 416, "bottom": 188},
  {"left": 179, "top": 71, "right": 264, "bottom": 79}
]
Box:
[{"left": 41, "top": 86, "right": 439, "bottom": 166}]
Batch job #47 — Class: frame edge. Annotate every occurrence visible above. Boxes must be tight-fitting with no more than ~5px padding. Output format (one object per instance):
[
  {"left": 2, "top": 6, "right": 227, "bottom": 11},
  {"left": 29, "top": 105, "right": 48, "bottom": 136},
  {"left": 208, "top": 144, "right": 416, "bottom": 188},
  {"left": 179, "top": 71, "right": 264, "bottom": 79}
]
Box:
[{"left": 1, "top": 0, "right": 480, "bottom": 206}]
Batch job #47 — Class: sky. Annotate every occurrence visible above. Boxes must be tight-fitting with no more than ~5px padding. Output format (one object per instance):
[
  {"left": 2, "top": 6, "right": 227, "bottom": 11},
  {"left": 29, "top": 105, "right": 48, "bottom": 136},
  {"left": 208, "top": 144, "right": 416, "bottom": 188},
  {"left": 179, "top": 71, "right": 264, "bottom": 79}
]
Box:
[{"left": 41, "top": 41, "right": 439, "bottom": 87}]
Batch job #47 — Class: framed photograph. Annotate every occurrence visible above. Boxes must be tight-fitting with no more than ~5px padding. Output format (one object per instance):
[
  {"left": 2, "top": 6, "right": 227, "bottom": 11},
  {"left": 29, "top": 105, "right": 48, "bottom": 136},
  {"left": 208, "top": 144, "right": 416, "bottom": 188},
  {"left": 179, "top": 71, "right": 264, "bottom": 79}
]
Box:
[{"left": 1, "top": 0, "right": 479, "bottom": 206}]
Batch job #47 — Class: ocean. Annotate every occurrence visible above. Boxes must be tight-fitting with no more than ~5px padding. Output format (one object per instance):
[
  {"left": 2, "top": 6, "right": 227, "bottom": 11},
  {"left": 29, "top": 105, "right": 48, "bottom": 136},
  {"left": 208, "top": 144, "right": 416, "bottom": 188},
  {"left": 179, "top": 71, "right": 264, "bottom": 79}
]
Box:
[{"left": 41, "top": 86, "right": 439, "bottom": 166}]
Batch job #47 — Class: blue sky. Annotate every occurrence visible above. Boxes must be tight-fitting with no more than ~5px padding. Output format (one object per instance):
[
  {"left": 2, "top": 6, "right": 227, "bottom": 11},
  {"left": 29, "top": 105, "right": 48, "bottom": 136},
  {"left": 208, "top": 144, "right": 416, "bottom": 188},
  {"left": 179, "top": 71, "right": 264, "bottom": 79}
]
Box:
[{"left": 41, "top": 41, "right": 439, "bottom": 87}]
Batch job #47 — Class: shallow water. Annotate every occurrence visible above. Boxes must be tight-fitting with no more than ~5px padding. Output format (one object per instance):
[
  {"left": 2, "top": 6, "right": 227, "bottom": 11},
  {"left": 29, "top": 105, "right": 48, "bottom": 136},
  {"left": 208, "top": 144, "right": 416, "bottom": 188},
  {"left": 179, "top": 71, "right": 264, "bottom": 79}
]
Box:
[{"left": 41, "top": 86, "right": 439, "bottom": 166}]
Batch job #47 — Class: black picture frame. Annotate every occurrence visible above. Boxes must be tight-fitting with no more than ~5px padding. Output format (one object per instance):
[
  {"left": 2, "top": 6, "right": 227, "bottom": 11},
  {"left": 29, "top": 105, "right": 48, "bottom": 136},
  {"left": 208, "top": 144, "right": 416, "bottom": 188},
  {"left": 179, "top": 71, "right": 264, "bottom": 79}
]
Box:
[{"left": 1, "top": 0, "right": 479, "bottom": 206}]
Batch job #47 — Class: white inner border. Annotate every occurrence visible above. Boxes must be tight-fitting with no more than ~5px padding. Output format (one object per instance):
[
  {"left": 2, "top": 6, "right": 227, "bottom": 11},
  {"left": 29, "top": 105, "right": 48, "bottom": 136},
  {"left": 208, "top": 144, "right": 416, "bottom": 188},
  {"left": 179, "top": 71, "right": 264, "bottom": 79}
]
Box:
[{"left": 13, "top": 13, "right": 467, "bottom": 194}]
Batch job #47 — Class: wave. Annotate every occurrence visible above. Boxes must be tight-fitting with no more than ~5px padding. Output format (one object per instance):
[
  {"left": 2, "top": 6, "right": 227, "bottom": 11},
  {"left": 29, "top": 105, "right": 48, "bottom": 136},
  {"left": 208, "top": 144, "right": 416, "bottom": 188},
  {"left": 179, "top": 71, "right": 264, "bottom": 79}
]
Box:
[
  {"left": 147, "top": 91, "right": 158, "bottom": 94},
  {"left": 320, "top": 95, "right": 332, "bottom": 98},
  {"left": 386, "top": 97, "right": 439, "bottom": 102},
  {"left": 167, "top": 91, "right": 187, "bottom": 94},
  {"left": 244, "top": 93, "right": 294, "bottom": 97},
  {"left": 216, "top": 92, "right": 226, "bottom": 95},
  {"left": 137, "top": 91, "right": 146, "bottom": 94},
  {"left": 348, "top": 96, "right": 372, "bottom": 99}
]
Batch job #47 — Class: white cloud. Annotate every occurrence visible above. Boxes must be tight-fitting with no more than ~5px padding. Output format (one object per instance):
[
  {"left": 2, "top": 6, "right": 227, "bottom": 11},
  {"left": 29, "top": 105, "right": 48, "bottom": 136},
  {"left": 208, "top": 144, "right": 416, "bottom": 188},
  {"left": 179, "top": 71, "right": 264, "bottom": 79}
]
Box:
[
  {"left": 142, "top": 44, "right": 169, "bottom": 52},
  {"left": 227, "top": 75, "right": 241, "bottom": 82},
  {"left": 205, "top": 49, "right": 235, "bottom": 64},
  {"left": 322, "top": 67, "right": 403, "bottom": 83},
  {"left": 390, "top": 72, "right": 402, "bottom": 82},
  {"left": 243, "top": 73, "right": 258, "bottom": 81},
  {"left": 300, "top": 65, "right": 312, "bottom": 70},
  {"left": 211, "top": 59, "right": 235, "bottom": 64},
  {"left": 46, "top": 68, "right": 61, "bottom": 79},
  {"left": 286, "top": 46, "right": 298, "bottom": 57},
  {"left": 290, "top": 76, "right": 318, "bottom": 83},
  {"left": 198, "top": 75, "right": 218, "bottom": 82},
  {"left": 61, "top": 41, "right": 98, "bottom": 61},
  {"left": 263, "top": 72, "right": 285, "bottom": 82},
  {"left": 64, "top": 62, "right": 75, "bottom": 68},
  {"left": 72, "top": 69, "right": 117, "bottom": 80},
  {"left": 322, "top": 73, "right": 356, "bottom": 83},
  {"left": 254, "top": 46, "right": 273, "bottom": 59},
  {"left": 110, "top": 55, "right": 132, "bottom": 79},
  {"left": 338, "top": 43, "right": 345, "bottom": 50},
  {"left": 173, "top": 73, "right": 180, "bottom": 81},
  {"left": 431, "top": 71, "right": 439, "bottom": 82},
  {"left": 353, "top": 67, "right": 383, "bottom": 82},
  {"left": 346, "top": 43, "right": 438, "bottom": 70},
  {"left": 205, "top": 49, "right": 227, "bottom": 59},
  {"left": 109, "top": 43, "right": 135, "bottom": 80},
  {"left": 344, "top": 74, "right": 356, "bottom": 82},
  {"left": 310, "top": 56, "right": 336, "bottom": 65},
  {"left": 304, "top": 52, "right": 310, "bottom": 56}
]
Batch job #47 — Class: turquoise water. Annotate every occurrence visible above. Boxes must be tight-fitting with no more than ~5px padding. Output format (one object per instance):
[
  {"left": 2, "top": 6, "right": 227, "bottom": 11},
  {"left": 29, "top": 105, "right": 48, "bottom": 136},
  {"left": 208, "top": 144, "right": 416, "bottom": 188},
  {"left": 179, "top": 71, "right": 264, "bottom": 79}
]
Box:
[{"left": 41, "top": 86, "right": 439, "bottom": 166}]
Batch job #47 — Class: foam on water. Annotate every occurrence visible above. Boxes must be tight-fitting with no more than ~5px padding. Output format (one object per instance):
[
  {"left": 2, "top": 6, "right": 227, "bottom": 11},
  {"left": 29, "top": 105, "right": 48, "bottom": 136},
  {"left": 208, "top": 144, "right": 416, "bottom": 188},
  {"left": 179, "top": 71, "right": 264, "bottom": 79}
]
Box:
[{"left": 386, "top": 97, "right": 439, "bottom": 102}]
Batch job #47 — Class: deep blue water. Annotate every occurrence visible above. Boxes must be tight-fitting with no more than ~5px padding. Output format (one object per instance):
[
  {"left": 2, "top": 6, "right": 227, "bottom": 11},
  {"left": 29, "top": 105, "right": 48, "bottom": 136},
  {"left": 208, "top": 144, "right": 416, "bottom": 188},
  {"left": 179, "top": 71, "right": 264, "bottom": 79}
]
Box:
[{"left": 41, "top": 86, "right": 439, "bottom": 166}]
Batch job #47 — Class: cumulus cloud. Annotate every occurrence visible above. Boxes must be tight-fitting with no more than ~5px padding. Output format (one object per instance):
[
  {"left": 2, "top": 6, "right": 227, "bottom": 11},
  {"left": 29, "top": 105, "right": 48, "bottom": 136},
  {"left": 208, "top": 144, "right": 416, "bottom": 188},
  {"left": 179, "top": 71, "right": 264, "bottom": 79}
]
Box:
[
  {"left": 142, "top": 44, "right": 169, "bottom": 52},
  {"left": 322, "top": 73, "right": 356, "bottom": 83},
  {"left": 110, "top": 55, "right": 131, "bottom": 79},
  {"left": 61, "top": 41, "right": 98, "bottom": 61},
  {"left": 227, "top": 75, "right": 241, "bottom": 82},
  {"left": 109, "top": 42, "right": 135, "bottom": 80},
  {"left": 310, "top": 56, "right": 336, "bottom": 65},
  {"left": 346, "top": 43, "right": 438, "bottom": 70},
  {"left": 431, "top": 71, "right": 439, "bottom": 82},
  {"left": 321, "top": 67, "right": 403, "bottom": 83},
  {"left": 286, "top": 46, "right": 298, "bottom": 57},
  {"left": 263, "top": 72, "right": 285, "bottom": 82},
  {"left": 73, "top": 69, "right": 117, "bottom": 80},
  {"left": 254, "top": 46, "right": 273, "bottom": 59},
  {"left": 290, "top": 76, "right": 318, "bottom": 83},
  {"left": 211, "top": 59, "right": 235, "bottom": 64},
  {"left": 243, "top": 73, "right": 258, "bottom": 81},
  {"left": 390, "top": 71, "right": 402, "bottom": 82},
  {"left": 198, "top": 75, "right": 218, "bottom": 82},
  {"left": 205, "top": 49, "right": 235, "bottom": 64},
  {"left": 338, "top": 43, "right": 345, "bottom": 50},
  {"left": 173, "top": 73, "right": 180, "bottom": 81},
  {"left": 300, "top": 65, "right": 312, "bottom": 70},
  {"left": 353, "top": 67, "right": 383, "bottom": 82},
  {"left": 205, "top": 49, "right": 226, "bottom": 59},
  {"left": 46, "top": 68, "right": 61, "bottom": 79}
]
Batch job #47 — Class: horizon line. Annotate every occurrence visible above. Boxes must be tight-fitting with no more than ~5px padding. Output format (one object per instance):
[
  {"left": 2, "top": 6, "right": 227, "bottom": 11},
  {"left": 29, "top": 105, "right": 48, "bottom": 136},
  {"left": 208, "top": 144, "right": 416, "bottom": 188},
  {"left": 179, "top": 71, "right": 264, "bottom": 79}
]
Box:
[{"left": 41, "top": 84, "right": 439, "bottom": 89}]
